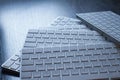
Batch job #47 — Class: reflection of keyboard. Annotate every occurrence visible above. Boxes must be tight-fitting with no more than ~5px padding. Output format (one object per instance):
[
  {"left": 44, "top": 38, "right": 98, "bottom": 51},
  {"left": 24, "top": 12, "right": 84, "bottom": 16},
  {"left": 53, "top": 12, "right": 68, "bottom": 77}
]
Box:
[
  {"left": 77, "top": 11, "right": 120, "bottom": 45},
  {"left": 21, "top": 43, "right": 120, "bottom": 80}
]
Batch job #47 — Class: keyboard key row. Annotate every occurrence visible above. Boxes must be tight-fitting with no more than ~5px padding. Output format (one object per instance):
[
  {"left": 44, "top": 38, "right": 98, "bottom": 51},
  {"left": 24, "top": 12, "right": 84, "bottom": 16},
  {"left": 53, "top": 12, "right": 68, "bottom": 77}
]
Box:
[
  {"left": 21, "top": 66, "right": 120, "bottom": 79},
  {"left": 22, "top": 43, "right": 117, "bottom": 54}
]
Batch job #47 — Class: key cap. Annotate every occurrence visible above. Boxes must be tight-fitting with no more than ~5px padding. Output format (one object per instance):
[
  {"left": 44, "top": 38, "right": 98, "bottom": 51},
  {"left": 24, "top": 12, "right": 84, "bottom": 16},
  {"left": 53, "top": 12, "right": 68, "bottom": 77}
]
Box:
[
  {"left": 71, "top": 57, "right": 80, "bottom": 63},
  {"left": 80, "top": 56, "right": 89, "bottom": 62},
  {"left": 44, "top": 59, "right": 52, "bottom": 65},
  {"left": 56, "top": 64, "right": 64, "bottom": 70},
  {"left": 66, "top": 52, "right": 74, "bottom": 57},
  {"left": 84, "top": 62, "right": 92, "bottom": 68},
  {"left": 22, "top": 48, "right": 34, "bottom": 54},
  {"left": 61, "top": 70, "right": 70, "bottom": 76},
  {"left": 89, "top": 68, "right": 99, "bottom": 74},
  {"left": 61, "top": 46, "right": 69, "bottom": 52},
  {"left": 92, "top": 61, "right": 101, "bottom": 67},
  {"left": 71, "top": 69, "right": 79, "bottom": 75},
  {"left": 52, "top": 47, "right": 60, "bottom": 52},
  {"left": 70, "top": 45, "right": 78, "bottom": 51},
  {"left": 35, "top": 47, "right": 43, "bottom": 53},
  {"left": 22, "top": 65, "right": 36, "bottom": 72},
  {"left": 62, "top": 58, "right": 70, "bottom": 64},
  {"left": 10, "top": 63, "right": 19, "bottom": 70},
  {"left": 44, "top": 47, "right": 51, "bottom": 53},
  {"left": 2, "top": 60, "right": 14, "bottom": 68},
  {"left": 46, "top": 65, "right": 55, "bottom": 71},
  {"left": 41, "top": 71, "right": 51, "bottom": 77},
  {"left": 11, "top": 55, "right": 19, "bottom": 61},
  {"left": 21, "top": 72, "right": 32, "bottom": 78},
  {"left": 57, "top": 52, "right": 65, "bottom": 58},
  {"left": 74, "top": 63, "right": 84, "bottom": 69},
  {"left": 38, "top": 65, "right": 46, "bottom": 71},
  {"left": 110, "top": 60, "right": 120, "bottom": 66},
  {"left": 65, "top": 63, "right": 73, "bottom": 70},
  {"left": 30, "top": 54, "right": 38, "bottom": 59},
  {"left": 35, "top": 59, "right": 43, "bottom": 65},
  {"left": 52, "top": 70, "right": 60, "bottom": 77},
  {"left": 22, "top": 60, "right": 34, "bottom": 66},
  {"left": 54, "top": 58, "right": 61, "bottom": 64},
  {"left": 102, "top": 61, "right": 111, "bottom": 67},
  {"left": 80, "top": 68, "right": 89, "bottom": 75},
  {"left": 89, "top": 56, "right": 98, "bottom": 62},
  {"left": 39, "top": 53, "right": 47, "bottom": 59},
  {"left": 22, "top": 54, "right": 30, "bottom": 60},
  {"left": 99, "top": 55, "right": 107, "bottom": 61},
  {"left": 99, "top": 67, "right": 108, "bottom": 74},
  {"left": 33, "top": 72, "right": 41, "bottom": 78}
]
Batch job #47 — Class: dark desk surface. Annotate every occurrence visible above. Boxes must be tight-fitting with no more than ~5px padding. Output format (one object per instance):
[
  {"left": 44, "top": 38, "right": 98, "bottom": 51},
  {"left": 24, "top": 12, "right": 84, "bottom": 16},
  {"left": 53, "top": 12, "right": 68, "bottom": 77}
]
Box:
[{"left": 0, "top": 0, "right": 120, "bottom": 80}]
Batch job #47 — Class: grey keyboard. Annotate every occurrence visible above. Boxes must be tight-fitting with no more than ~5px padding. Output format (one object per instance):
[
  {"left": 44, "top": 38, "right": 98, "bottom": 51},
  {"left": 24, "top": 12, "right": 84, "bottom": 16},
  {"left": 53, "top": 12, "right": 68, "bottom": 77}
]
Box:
[
  {"left": 77, "top": 11, "right": 120, "bottom": 46},
  {"left": 2, "top": 17, "right": 107, "bottom": 73},
  {"left": 21, "top": 43, "right": 120, "bottom": 80},
  {"left": 1, "top": 54, "right": 20, "bottom": 73}
]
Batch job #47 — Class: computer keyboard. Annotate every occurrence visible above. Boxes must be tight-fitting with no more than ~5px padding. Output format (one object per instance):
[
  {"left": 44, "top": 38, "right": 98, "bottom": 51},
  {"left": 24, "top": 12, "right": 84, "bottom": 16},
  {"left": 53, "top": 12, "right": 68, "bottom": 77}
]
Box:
[
  {"left": 1, "top": 54, "right": 20, "bottom": 73},
  {"left": 21, "top": 43, "right": 120, "bottom": 80},
  {"left": 77, "top": 11, "right": 120, "bottom": 46},
  {"left": 2, "top": 16, "right": 107, "bottom": 73}
]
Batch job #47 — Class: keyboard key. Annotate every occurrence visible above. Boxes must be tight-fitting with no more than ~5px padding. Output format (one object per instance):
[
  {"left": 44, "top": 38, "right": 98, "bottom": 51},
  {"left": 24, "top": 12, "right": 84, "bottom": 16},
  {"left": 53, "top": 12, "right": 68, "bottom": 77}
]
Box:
[
  {"left": 22, "top": 60, "right": 34, "bottom": 66},
  {"left": 22, "top": 65, "right": 36, "bottom": 72},
  {"left": 61, "top": 70, "right": 70, "bottom": 76},
  {"left": 21, "top": 72, "right": 32, "bottom": 79},
  {"left": 22, "top": 48, "right": 34, "bottom": 54},
  {"left": 47, "top": 65, "right": 55, "bottom": 71},
  {"left": 33, "top": 72, "right": 41, "bottom": 78},
  {"left": 41, "top": 71, "right": 51, "bottom": 77},
  {"left": 35, "top": 59, "right": 43, "bottom": 65},
  {"left": 99, "top": 67, "right": 108, "bottom": 74},
  {"left": 74, "top": 63, "right": 84, "bottom": 69},
  {"left": 52, "top": 70, "right": 60, "bottom": 77},
  {"left": 56, "top": 64, "right": 64, "bottom": 70},
  {"left": 65, "top": 63, "right": 73, "bottom": 70},
  {"left": 71, "top": 69, "right": 79, "bottom": 75},
  {"left": 10, "top": 63, "right": 19, "bottom": 70},
  {"left": 80, "top": 69, "right": 89, "bottom": 75}
]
